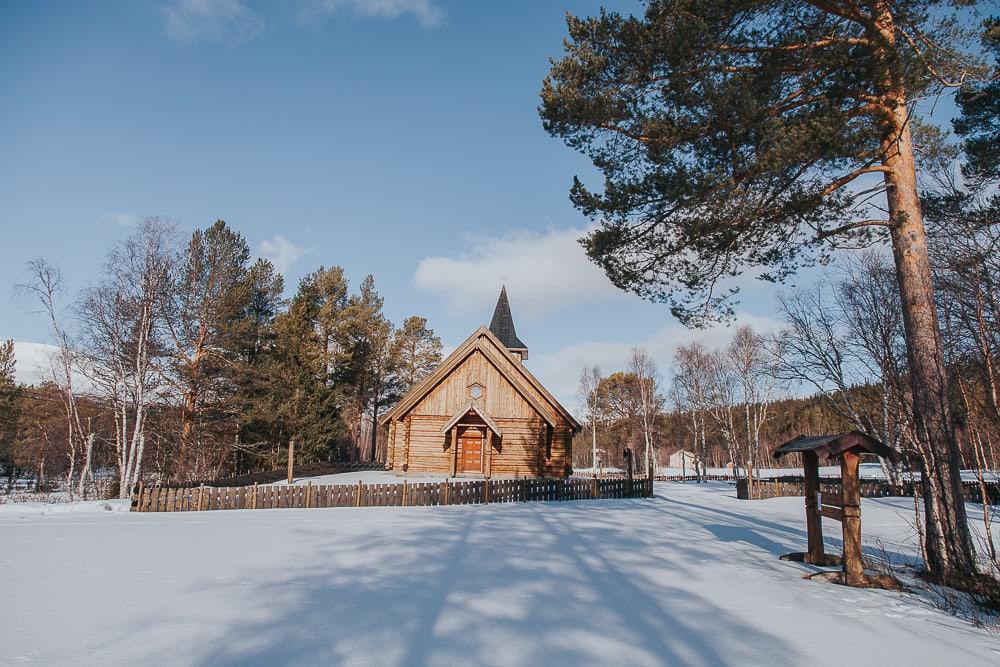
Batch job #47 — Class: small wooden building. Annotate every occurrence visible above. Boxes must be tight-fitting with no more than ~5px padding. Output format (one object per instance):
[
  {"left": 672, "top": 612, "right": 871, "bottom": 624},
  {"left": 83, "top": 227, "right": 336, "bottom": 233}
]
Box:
[{"left": 380, "top": 288, "right": 581, "bottom": 478}]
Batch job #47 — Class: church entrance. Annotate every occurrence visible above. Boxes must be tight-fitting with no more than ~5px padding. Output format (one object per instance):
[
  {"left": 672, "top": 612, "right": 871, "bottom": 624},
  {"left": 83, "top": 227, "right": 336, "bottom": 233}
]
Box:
[{"left": 459, "top": 427, "right": 484, "bottom": 473}]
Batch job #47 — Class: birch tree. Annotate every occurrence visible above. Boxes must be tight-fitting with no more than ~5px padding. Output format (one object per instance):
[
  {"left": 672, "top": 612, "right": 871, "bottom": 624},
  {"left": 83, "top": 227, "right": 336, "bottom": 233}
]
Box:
[
  {"left": 629, "top": 348, "right": 663, "bottom": 474},
  {"left": 577, "top": 365, "right": 604, "bottom": 470},
  {"left": 671, "top": 343, "right": 713, "bottom": 481},
  {"left": 728, "top": 326, "right": 776, "bottom": 484},
  {"left": 15, "top": 259, "right": 88, "bottom": 498},
  {"left": 78, "top": 219, "right": 175, "bottom": 496}
]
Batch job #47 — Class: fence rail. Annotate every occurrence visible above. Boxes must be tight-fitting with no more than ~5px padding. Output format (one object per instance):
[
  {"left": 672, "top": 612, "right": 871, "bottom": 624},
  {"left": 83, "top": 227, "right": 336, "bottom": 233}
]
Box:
[
  {"left": 735, "top": 476, "right": 1000, "bottom": 504},
  {"left": 131, "top": 475, "right": 653, "bottom": 512}
]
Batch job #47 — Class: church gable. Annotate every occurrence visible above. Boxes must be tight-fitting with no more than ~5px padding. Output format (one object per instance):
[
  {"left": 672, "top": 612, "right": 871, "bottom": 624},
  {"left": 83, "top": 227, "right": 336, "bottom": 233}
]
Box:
[
  {"left": 383, "top": 327, "right": 563, "bottom": 427},
  {"left": 412, "top": 347, "right": 545, "bottom": 423},
  {"left": 381, "top": 288, "right": 578, "bottom": 478}
]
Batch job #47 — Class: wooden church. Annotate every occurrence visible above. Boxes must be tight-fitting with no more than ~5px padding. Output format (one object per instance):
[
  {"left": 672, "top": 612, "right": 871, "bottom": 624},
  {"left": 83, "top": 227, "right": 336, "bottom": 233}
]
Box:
[{"left": 380, "top": 288, "right": 580, "bottom": 478}]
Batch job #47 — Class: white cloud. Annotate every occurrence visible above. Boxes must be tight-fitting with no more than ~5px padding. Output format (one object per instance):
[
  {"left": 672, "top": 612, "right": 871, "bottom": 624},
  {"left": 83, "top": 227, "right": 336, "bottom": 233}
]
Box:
[
  {"left": 258, "top": 235, "right": 309, "bottom": 275},
  {"left": 298, "top": 0, "right": 444, "bottom": 28},
  {"left": 164, "top": 0, "right": 265, "bottom": 45},
  {"left": 414, "top": 227, "right": 622, "bottom": 317},
  {"left": 97, "top": 213, "right": 138, "bottom": 227},
  {"left": 529, "top": 314, "right": 783, "bottom": 413}
]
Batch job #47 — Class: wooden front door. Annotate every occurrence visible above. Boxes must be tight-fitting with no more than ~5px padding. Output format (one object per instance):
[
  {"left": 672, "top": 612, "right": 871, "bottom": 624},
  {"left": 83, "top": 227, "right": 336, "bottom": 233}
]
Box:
[{"left": 459, "top": 427, "right": 483, "bottom": 473}]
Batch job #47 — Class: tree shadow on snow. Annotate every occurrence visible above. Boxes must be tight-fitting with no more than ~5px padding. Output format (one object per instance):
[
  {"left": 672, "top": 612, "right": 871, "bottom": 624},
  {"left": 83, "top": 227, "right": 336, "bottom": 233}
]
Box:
[{"left": 119, "top": 501, "right": 803, "bottom": 666}]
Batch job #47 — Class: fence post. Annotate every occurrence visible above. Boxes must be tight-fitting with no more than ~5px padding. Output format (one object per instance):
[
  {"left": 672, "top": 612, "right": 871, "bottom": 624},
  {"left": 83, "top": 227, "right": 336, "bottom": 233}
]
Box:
[
  {"left": 402, "top": 479, "right": 408, "bottom": 507},
  {"left": 356, "top": 480, "right": 363, "bottom": 507},
  {"left": 306, "top": 481, "right": 313, "bottom": 508},
  {"left": 197, "top": 485, "right": 205, "bottom": 511},
  {"left": 135, "top": 482, "right": 144, "bottom": 512},
  {"left": 444, "top": 480, "right": 451, "bottom": 505},
  {"left": 592, "top": 477, "right": 598, "bottom": 500},
  {"left": 252, "top": 482, "right": 259, "bottom": 510}
]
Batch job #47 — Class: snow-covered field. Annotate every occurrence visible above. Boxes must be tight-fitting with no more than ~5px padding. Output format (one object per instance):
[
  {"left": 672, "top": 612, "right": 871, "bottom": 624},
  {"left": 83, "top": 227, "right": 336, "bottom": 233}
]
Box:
[
  {"left": 273, "top": 471, "right": 462, "bottom": 486},
  {"left": 651, "top": 465, "right": 1000, "bottom": 482},
  {"left": 1, "top": 483, "right": 998, "bottom": 666}
]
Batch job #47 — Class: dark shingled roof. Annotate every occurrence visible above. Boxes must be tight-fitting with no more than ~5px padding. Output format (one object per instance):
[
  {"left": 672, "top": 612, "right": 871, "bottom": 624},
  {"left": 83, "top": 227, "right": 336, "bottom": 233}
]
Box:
[
  {"left": 773, "top": 430, "right": 897, "bottom": 461},
  {"left": 489, "top": 286, "right": 527, "bottom": 351}
]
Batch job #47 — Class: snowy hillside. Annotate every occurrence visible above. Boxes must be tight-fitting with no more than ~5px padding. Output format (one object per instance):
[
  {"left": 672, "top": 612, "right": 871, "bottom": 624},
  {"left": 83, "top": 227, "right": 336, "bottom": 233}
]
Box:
[
  {"left": 11, "top": 340, "right": 59, "bottom": 385},
  {"left": 1, "top": 483, "right": 997, "bottom": 666}
]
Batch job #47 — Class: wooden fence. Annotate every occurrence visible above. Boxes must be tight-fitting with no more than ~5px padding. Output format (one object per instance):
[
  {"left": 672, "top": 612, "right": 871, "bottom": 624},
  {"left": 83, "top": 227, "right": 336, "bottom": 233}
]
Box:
[
  {"left": 735, "top": 476, "right": 1000, "bottom": 504},
  {"left": 131, "top": 475, "right": 653, "bottom": 512}
]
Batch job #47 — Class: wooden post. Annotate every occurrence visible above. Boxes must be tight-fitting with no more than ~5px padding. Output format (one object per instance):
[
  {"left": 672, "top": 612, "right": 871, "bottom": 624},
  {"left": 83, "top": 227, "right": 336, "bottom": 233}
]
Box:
[
  {"left": 444, "top": 479, "right": 451, "bottom": 505},
  {"left": 841, "top": 449, "right": 864, "bottom": 586},
  {"left": 450, "top": 428, "right": 458, "bottom": 477},
  {"left": 287, "top": 439, "right": 295, "bottom": 485},
  {"left": 197, "top": 485, "right": 205, "bottom": 512},
  {"left": 624, "top": 448, "right": 634, "bottom": 495},
  {"left": 591, "top": 477, "right": 598, "bottom": 500},
  {"left": 135, "top": 482, "right": 144, "bottom": 512},
  {"left": 252, "top": 482, "right": 259, "bottom": 510},
  {"left": 306, "top": 481, "right": 313, "bottom": 508},
  {"left": 803, "top": 452, "right": 825, "bottom": 564},
  {"left": 356, "top": 480, "right": 363, "bottom": 507},
  {"left": 402, "top": 480, "right": 408, "bottom": 506},
  {"left": 404, "top": 415, "right": 412, "bottom": 471},
  {"left": 485, "top": 429, "right": 493, "bottom": 479}
]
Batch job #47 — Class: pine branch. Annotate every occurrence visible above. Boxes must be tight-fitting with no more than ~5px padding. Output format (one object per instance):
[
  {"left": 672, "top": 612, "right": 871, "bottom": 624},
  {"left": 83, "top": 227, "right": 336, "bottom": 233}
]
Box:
[{"left": 815, "top": 219, "right": 890, "bottom": 240}]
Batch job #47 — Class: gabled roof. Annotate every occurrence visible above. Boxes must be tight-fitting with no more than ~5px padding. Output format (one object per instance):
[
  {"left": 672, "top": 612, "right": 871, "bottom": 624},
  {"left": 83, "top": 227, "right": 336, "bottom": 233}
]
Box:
[
  {"left": 489, "top": 286, "right": 527, "bottom": 352},
  {"left": 380, "top": 326, "right": 581, "bottom": 431},
  {"left": 440, "top": 402, "right": 502, "bottom": 437},
  {"left": 772, "top": 430, "right": 898, "bottom": 461}
]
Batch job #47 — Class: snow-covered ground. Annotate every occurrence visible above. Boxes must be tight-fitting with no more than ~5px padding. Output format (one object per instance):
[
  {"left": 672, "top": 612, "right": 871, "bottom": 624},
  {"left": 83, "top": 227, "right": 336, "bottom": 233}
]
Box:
[
  {"left": 1, "top": 483, "right": 998, "bottom": 666},
  {"left": 651, "top": 465, "right": 1000, "bottom": 482},
  {"left": 273, "top": 471, "right": 464, "bottom": 486}
]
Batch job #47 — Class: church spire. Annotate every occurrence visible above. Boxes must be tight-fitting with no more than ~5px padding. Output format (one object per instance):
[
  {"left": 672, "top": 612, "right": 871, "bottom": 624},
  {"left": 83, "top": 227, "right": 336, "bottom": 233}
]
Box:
[{"left": 489, "top": 286, "right": 528, "bottom": 360}]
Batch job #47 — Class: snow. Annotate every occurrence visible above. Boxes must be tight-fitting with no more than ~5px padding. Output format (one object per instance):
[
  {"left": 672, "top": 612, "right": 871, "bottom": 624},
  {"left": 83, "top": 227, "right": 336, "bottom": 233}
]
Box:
[
  {"left": 0, "top": 498, "right": 130, "bottom": 518},
  {"left": 654, "top": 465, "right": 1000, "bottom": 483},
  {"left": 273, "top": 471, "right": 458, "bottom": 486},
  {"left": 10, "top": 340, "right": 95, "bottom": 392},
  {"left": 1, "top": 483, "right": 998, "bottom": 666}
]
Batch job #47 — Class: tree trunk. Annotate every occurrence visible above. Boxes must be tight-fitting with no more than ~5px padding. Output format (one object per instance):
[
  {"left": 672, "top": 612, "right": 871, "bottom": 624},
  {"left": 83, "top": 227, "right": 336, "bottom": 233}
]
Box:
[
  {"left": 78, "top": 432, "right": 95, "bottom": 500},
  {"left": 874, "top": 6, "right": 977, "bottom": 577},
  {"left": 370, "top": 401, "right": 379, "bottom": 463}
]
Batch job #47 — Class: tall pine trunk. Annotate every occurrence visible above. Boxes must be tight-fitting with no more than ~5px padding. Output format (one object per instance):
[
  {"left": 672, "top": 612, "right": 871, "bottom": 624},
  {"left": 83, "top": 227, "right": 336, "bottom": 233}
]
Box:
[{"left": 874, "top": 3, "right": 977, "bottom": 579}]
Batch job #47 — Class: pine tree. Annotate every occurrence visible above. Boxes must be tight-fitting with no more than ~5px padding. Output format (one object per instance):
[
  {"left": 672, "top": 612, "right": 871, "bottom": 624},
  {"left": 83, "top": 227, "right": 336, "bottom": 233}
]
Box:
[
  {"left": 954, "top": 19, "right": 1000, "bottom": 185},
  {"left": 266, "top": 270, "right": 345, "bottom": 463},
  {"left": 0, "top": 340, "right": 20, "bottom": 491},
  {"left": 540, "top": 0, "right": 991, "bottom": 582},
  {"left": 169, "top": 220, "right": 278, "bottom": 479},
  {"left": 393, "top": 316, "right": 443, "bottom": 390},
  {"left": 335, "top": 275, "right": 391, "bottom": 461}
]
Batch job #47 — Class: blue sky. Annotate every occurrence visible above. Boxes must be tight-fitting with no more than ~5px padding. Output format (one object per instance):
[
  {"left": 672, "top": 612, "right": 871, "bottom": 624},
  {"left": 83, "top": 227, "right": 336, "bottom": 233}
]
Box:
[{"left": 0, "top": 0, "right": 960, "bottom": 406}]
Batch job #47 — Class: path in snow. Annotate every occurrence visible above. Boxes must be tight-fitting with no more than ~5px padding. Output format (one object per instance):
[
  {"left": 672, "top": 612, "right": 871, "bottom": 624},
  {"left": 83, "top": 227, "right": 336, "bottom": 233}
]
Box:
[{"left": 1, "top": 483, "right": 998, "bottom": 666}]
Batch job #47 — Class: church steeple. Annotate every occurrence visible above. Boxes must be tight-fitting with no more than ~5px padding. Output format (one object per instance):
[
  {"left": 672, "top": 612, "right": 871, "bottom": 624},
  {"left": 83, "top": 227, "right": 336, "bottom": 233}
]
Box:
[{"left": 489, "top": 286, "right": 528, "bottom": 361}]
